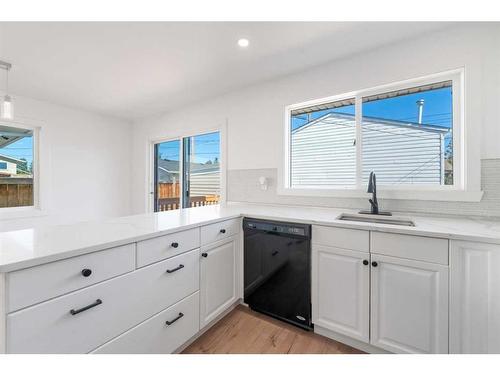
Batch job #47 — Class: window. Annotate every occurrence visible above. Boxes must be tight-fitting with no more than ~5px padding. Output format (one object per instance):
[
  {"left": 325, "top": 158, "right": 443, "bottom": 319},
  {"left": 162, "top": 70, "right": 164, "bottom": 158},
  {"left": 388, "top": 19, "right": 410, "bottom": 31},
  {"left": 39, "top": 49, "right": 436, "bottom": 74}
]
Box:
[
  {"left": 286, "top": 71, "right": 462, "bottom": 194},
  {"left": 0, "top": 124, "right": 35, "bottom": 208},
  {"left": 153, "top": 131, "right": 221, "bottom": 212},
  {"left": 362, "top": 82, "right": 453, "bottom": 186}
]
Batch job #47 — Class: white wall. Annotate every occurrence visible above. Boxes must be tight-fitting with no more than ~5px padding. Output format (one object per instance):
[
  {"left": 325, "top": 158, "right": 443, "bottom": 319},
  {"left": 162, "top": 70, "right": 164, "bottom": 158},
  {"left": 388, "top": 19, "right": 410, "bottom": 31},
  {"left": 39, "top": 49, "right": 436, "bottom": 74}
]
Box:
[
  {"left": 0, "top": 95, "right": 133, "bottom": 230},
  {"left": 132, "top": 23, "right": 500, "bottom": 214}
]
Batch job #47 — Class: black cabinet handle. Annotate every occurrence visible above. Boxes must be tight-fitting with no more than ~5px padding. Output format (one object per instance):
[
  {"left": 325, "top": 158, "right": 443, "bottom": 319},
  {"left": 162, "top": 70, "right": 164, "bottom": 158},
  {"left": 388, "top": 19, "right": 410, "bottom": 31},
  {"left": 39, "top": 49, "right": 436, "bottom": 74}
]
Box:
[
  {"left": 81, "top": 269, "right": 92, "bottom": 277},
  {"left": 201, "top": 252, "right": 208, "bottom": 258},
  {"left": 171, "top": 242, "right": 179, "bottom": 248},
  {"left": 165, "top": 312, "right": 184, "bottom": 326},
  {"left": 166, "top": 264, "right": 184, "bottom": 273},
  {"left": 220, "top": 229, "right": 226, "bottom": 234},
  {"left": 372, "top": 261, "right": 378, "bottom": 267},
  {"left": 363, "top": 260, "right": 369, "bottom": 266},
  {"left": 70, "top": 299, "right": 102, "bottom": 315},
  {"left": 272, "top": 250, "right": 279, "bottom": 256}
]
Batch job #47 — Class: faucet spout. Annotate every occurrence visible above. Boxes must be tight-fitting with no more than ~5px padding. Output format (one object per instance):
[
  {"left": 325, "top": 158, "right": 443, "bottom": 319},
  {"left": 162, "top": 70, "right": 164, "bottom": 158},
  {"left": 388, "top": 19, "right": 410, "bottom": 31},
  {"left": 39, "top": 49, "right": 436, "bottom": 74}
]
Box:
[
  {"left": 368, "top": 172, "right": 379, "bottom": 214},
  {"left": 359, "top": 172, "right": 391, "bottom": 216}
]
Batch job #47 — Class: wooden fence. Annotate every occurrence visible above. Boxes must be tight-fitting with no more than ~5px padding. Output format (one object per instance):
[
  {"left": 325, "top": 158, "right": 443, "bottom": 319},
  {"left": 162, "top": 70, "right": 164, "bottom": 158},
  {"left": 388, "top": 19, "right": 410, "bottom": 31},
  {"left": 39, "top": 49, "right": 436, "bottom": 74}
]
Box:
[
  {"left": 0, "top": 178, "right": 34, "bottom": 208},
  {"left": 158, "top": 182, "right": 180, "bottom": 199},
  {"left": 156, "top": 182, "right": 220, "bottom": 211},
  {"left": 157, "top": 196, "right": 219, "bottom": 212},
  {"left": 157, "top": 192, "right": 219, "bottom": 212}
]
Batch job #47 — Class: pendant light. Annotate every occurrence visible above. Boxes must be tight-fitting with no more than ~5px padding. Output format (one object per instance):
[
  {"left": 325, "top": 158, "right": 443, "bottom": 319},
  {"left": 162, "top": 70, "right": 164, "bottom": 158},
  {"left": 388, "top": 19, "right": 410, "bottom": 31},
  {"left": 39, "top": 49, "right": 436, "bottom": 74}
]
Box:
[{"left": 0, "top": 60, "right": 13, "bottom": 120}]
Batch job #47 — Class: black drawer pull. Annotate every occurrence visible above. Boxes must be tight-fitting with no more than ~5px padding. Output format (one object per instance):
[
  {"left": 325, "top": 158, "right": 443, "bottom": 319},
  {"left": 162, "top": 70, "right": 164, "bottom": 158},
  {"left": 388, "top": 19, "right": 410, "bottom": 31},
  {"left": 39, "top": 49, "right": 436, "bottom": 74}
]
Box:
[
  {"left": 220, "top": 229, "right": 226, "bottom": 234},
  {"left": 70, "top": 299, "right": 102, "bottom": 315},
  {"left": 171, "top": 242, "right": 179, "bottom": 248},
  {"left": 81, "top": 269, "right": 92, "bottom": 277},
  {"left": 272, "top": 250, "right": 279, "bottom": 256},
  {"left": 166, "top": 264, "right": 184, "bottom": 273},
  {"left": 363, "top": 260, "right": 369, "bottom": 266},
  {"left": 201, "top": 252, "right": 208, "bottom": 258},
  {"left": 165, "top": 312, "right": 184, "bottom": 326},
  {"left": 372, "top": 261, "right": 378, "bottom": 267}
]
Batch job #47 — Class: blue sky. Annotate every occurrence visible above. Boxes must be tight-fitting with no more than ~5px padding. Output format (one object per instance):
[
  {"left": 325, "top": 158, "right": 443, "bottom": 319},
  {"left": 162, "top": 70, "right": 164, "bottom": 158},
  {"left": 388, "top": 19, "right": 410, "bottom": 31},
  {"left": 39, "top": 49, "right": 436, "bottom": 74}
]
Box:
[
  {"left": 0, "top": 136, "right": 34, "bottom": 165},
  {"left": 157, "top": 131, "right": 220, "bottom": 164}
]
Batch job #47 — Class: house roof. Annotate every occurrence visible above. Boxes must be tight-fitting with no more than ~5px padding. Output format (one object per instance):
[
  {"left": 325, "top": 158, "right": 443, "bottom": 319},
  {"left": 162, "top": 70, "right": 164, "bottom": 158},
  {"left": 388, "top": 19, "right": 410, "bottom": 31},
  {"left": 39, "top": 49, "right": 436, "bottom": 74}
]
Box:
[
  {"left": 293, "top": 112, "right": 450, "bottom": 135},
  {"left": 157, "top": 159, "right": 219, "bottom": 183},
  {"left": 0, "top": 153, "right": 25, "bottom": 165}
]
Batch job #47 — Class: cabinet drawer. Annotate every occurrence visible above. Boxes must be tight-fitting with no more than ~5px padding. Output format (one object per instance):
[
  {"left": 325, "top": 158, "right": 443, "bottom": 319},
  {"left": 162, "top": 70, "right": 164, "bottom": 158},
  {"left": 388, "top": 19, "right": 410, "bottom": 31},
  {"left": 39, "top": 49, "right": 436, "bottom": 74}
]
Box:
[
  {"left": 137, "top": 227, "right": 200, "bottom": 267},
  {"left": 7, "top": 271, "right": 144, "bottom": 353},
  {"left": 201, "top": 218, "right": 240, "bottom": 246},
  {"left": 93, "top": 291, "right": 199, "bottom": 354},
  {"left": 312, "top": 226, "right": 369, "bottom": 252},
  {"left": 135, "top": 248, "right": 200, "bottom": 317},
  {"left": 7, "top": 244, "right": 136, "bottom": 312},
  {"left": 371, "top": 232, "right": 448, "bottom": 265},
  {"left": 7, "top": 249, "right": 200, "bottom": 353}
]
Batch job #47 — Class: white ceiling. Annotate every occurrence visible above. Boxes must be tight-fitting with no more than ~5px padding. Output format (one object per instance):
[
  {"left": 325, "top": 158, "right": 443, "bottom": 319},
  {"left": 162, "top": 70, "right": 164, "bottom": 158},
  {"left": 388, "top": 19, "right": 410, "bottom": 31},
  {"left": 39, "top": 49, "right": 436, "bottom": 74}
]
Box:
[{"left": 0, "top": 22, "right": 452, "bottom": 121}]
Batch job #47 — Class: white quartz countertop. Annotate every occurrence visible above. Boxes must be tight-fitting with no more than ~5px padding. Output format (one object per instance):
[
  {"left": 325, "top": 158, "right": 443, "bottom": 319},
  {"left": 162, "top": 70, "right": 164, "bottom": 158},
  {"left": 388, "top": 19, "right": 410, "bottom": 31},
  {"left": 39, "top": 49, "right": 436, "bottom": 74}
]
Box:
[{"left": 1, "top": 202, "right": 500, "bottom": 272}]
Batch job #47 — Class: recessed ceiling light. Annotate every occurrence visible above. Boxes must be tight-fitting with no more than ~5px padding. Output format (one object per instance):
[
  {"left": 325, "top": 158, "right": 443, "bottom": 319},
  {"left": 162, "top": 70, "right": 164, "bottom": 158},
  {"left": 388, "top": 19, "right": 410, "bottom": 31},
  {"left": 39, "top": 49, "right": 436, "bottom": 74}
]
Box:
[{"left": 237, "top": 38, "right": 249, "bottom": 48}]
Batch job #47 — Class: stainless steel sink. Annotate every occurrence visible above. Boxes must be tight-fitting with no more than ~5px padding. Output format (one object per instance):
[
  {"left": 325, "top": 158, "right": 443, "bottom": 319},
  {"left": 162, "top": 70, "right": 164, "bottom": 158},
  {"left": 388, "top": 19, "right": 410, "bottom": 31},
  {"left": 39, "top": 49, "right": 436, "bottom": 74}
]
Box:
[{"left": 337, "top": 213, "right": 415, "bottom": 227}]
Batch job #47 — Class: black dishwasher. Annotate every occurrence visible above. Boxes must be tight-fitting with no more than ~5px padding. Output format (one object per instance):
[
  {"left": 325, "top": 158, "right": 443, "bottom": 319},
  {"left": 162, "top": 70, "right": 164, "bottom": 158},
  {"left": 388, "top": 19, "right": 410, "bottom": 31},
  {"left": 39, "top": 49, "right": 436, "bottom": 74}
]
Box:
[{"left": 243, "top": 218, "right": 312, "bottom": 330}]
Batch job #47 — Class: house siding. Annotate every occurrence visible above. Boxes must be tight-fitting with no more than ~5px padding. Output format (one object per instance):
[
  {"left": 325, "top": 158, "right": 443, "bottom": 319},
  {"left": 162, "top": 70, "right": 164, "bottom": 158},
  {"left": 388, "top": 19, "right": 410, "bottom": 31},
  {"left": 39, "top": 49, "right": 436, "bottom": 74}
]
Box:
[
  {"left": 190, "top": 171, "right": 220, "bottom": 196},
  {"left": 290, "top": 114, "right": 447, "bottom": 187},
  {"left": 362, "top": 120, "right": 444, "bottom": 185}
]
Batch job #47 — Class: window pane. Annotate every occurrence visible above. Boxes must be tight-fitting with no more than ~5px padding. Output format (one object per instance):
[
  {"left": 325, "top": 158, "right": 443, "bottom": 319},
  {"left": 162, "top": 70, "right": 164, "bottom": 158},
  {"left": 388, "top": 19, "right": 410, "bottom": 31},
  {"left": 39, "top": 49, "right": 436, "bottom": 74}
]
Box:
[
  {"left": 184, "top": 132, "right": 220, "bottom": 208},
  {"left": 290, "top": 98, "right": 356, "bottom": 187},
  {"left": 0, "top": 125, "right": 34, "bottom": 208},
  {"left": 155, "top": 139, "right": 180, "bottom": 211},
  {"left": 362, "top": 82, "right": 453, "bottom": 186}
]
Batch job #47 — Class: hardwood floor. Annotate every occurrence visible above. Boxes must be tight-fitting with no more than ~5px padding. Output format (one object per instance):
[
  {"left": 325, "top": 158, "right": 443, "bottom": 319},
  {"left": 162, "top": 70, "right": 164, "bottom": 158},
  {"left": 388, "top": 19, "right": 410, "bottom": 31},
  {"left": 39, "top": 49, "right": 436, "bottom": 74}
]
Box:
[{"left": 182, "top": 305, "right": 365, "bottom": 354}]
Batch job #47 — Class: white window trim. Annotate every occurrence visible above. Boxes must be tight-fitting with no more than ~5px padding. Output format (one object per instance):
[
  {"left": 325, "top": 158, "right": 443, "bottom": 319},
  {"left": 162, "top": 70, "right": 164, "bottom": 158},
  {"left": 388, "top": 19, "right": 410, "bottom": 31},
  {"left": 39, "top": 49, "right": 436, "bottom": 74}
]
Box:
[
  {"left": 279, "top": 68, "right": 483, "bottom": 202},
  {"left": 146, "top": 121, "right": 227, "bottom": 213},
  {"left": 0, "top": 118, "right": 43, "bottom": 219}
]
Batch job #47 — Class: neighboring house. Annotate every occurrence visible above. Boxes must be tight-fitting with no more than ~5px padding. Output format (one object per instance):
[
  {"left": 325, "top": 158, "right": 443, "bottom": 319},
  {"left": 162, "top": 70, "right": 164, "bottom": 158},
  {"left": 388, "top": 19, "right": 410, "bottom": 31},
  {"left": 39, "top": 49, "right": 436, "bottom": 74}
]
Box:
[
  {"left": 0, "top": 154, "right": 26, "bottom": 177},
  {"left": 291, "top": 112, "right": 450, "bottom": 186},
  {"left": 157, "top": 159, "right": 220, "bottom": 197}
]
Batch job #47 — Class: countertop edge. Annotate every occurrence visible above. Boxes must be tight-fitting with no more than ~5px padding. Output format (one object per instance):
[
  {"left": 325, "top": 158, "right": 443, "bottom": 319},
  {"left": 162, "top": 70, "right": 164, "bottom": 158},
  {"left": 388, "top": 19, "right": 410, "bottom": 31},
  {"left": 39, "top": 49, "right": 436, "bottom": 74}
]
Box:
[
  {"left": 0, "top": 214, "right": 241, "bottom": 273},
  {"left": 1, "top": 207, "right": 499, "bottom": 272}
]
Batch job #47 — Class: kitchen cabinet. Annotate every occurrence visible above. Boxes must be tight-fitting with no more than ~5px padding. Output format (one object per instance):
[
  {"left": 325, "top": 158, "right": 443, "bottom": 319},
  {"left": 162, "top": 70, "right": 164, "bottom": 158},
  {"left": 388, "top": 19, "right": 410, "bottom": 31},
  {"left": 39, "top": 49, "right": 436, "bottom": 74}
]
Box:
[
  {"left": 450, "top": 240, "right": 500, "bottom": 353},
  {"left": 199, "top": 235, "right": 238, "bottom": 328},
  {"left": 312, "top": 245, "right": 370, "bottom": 343},
  {"left": 370, "top": 254, "right": 449, "bottom": 354}
]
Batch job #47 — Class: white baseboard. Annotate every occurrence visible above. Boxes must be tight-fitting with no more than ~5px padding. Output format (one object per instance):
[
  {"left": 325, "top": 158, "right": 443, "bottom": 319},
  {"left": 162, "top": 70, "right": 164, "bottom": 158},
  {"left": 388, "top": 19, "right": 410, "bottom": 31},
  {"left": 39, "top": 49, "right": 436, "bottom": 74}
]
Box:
[{"left": 314, "top": 325, "right": 391, "bottom": 354}]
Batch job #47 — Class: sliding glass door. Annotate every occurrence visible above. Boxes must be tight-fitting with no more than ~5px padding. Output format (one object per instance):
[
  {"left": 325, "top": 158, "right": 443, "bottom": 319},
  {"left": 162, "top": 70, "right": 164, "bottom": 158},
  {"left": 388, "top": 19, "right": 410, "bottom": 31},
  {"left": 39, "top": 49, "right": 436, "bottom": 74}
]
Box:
[
  {"left": 154, "top": 139, "right": 181, "bottom": 212},
  {"left": 153, "top": 131, "right": 220, "bottom": 212}
]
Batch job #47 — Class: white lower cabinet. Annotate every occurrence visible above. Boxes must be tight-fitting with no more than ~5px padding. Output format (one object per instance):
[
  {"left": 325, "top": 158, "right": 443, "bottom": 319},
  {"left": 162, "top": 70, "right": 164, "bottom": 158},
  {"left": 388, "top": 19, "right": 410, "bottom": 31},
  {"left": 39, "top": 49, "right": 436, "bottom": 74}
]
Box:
[
  {"left": 312, "top": 245, "right": 370, "bottom": 343},
  {"left": 450, "top": 240, "right": 500, "bottom": 353},
  {"left": 200, "top": 235, "right": 238, "bottom": 328},
  {"left": 370, "top": 254, "right": 449, "bottom": 354},
  {"left": 93, "top": 291, "right": 200, "bottom": 354},
  {"left": 6, "top": 249, "right": 200, "bottom": 353}
]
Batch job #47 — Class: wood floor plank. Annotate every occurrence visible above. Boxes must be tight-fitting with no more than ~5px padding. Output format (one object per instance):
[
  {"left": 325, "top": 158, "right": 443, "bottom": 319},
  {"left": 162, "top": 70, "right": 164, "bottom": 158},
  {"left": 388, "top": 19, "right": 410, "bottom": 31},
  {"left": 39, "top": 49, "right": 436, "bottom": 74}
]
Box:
[{"left": 182, "top": 305, "right": 365, "bottom": 354}]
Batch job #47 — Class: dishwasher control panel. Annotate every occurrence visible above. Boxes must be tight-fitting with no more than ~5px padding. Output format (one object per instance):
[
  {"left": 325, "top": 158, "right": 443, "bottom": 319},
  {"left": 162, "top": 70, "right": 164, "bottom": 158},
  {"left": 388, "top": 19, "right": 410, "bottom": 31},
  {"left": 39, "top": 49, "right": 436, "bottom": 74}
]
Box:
[{"left": 244, "top": 218, "right": 309, "bottom": 237}]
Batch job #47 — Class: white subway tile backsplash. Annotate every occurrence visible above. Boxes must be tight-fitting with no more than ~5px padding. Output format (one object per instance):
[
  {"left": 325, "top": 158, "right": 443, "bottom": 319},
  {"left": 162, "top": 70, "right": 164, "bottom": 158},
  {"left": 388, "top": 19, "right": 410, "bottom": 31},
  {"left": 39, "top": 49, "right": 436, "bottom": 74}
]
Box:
[{"left": 227, "top": 159, "right": 500, "bottom": 218}]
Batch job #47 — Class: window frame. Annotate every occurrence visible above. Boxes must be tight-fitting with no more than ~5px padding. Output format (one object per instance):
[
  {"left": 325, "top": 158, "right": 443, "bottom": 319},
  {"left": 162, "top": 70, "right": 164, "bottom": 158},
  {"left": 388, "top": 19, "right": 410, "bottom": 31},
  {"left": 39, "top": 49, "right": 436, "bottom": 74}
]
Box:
[
  {"left": 280, "top": 69, "right": 482, "bottom": 202},
  {"left": 0, "top": 118, "right": 41, "bottom": 217},
  {"left": 147, "top": 124, "right": 226, "bottom": 212}
]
